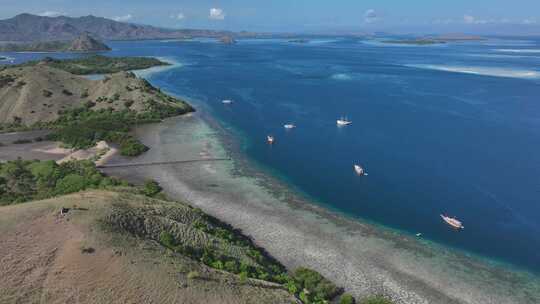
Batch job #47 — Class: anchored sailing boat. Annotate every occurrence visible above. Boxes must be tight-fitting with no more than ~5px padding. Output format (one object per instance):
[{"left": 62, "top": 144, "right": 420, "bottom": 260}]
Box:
[
  {"left": 337, "top": 117, "right": 352, "bottom": 126},
  {"left": 440, "top": 214, "right": 464, "bottom": 229},
  {"left": 354, "top": 164, "right": 368, "bottom": 176},
  {"left": 284, "top": 124, "right": 296, "bottom": 129}
]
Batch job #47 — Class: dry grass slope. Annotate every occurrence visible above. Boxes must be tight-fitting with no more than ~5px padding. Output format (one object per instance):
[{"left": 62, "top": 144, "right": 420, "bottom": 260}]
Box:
[
  {"left": 0, "top": 64, "right": 190, "bottom": 126},
  {"left": 0, "top": 190, "right": 298, "bottom": 304}
]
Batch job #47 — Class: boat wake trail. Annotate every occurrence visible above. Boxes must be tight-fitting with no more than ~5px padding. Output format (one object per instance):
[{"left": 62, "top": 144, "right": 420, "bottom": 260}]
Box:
[
  {"left": 495, "top": 49, "right": 540, "bottom": 54},
  {"left": 406, "top": 64, "right": 540, "bottom": 79}
]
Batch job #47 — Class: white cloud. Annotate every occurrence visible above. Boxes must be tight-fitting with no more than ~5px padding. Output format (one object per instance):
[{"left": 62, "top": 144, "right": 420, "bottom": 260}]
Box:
[
  {"left": 523, "top": 18, "right": 537, "bottom": 25},
  {"left": 463, "top": 15, "right": 476, "bottom": 24},
  {"left": 463, "top": 14, "right": 491, "bottom": 24},
  {"left": 171, "top": 13, "right": 185, "bottom": 20},
  {"left": 38, "top": 11, "right": 64, "bottom": 17},
  {"left": 433, "top": 18, "right": 455, "bottom": 25},
  {"left": 364, "top": 9, "right": 378, "bottom": 24},
  {"left": 112, "top": 14, "right": 133, "bottom": 22},
  {"left": 209, "top": 8, "right": 225, "bottom": 20}
]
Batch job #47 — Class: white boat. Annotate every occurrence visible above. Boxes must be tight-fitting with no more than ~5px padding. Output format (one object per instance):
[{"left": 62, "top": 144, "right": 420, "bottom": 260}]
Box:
[
  {"left": 267, "top": 136, "right": 275, "bottom": 144},
  {"left": 337, "top": 117, "right": 352, "bottom": 126},
  {"left": 416, "top": 233, "right": 422, "bottom": 237},
  {"left": 354, "top": 164, "right": 367, "bottom": 176},
  {"left": 284, "top": 124, "right": 296, "bottom": 129},
  {"left": 222, "top": 99, "right": 233, "bottom": 105},
  {"left": 440, "top": 214, "right": 464, "bottom": 229}
]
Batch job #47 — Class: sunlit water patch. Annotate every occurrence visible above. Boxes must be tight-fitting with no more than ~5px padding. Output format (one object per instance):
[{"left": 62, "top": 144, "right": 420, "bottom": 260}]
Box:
[{"left": 330, "top": 73, "right": 353, "bottom": 80}]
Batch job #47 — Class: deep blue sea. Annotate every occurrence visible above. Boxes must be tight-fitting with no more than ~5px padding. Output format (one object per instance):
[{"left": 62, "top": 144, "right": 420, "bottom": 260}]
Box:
[{"left": 3, "top": 37, "right": 540, "bottom": 274}]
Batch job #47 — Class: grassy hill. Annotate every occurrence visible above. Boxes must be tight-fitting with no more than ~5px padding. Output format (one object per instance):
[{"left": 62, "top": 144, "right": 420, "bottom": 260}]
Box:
[
  {"left": 19, "top": 55, "right": 169, "bottom": 75},
  {"left": 0, "top": 190, "right": 299, "bottom": 304},
  {"left": 0, "top": 56, "right": 193, "bottom": 155},
  {"left": 0, "top": 59, "right": 189, "bottom": 126},
  {"left": 0, "top": 158, "right": 361, "bottom": 304}
]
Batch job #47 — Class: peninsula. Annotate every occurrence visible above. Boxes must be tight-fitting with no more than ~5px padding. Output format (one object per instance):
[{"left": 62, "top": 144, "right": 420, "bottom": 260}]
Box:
[
  {"left": 0, "top": 55, "right": 192, "bottom": 156},
  {"left": 0, "top": 55, "right": 370, "bottom": 304},
  {"left": 0, "top": 160, "right": 342, "bottom": 304}
]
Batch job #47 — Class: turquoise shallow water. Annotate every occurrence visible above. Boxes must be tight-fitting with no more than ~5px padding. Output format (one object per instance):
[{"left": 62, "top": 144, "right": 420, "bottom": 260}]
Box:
[{"left": 3, "top": 37, "right": 540, "bottom": 275}]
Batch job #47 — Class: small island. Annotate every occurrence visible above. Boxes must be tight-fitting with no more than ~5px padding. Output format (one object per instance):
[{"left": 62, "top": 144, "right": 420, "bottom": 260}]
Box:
[
  {"left": 0, "top": 33, "right": 111, "bottom": 53},
  {"left": 219, "top": 35, "right": 237, "bottom": 44},
  {"left": 382, "top": 34, "right": 485, "bottom": 45},
  {"left": 0, "top": 56, "right": 7, "bottom": 61},
  {"left": 382, "top": 39, "right": 446, "bottom": 45}
]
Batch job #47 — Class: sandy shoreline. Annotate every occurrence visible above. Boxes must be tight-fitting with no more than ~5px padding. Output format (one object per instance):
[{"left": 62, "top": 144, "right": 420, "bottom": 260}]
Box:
[{"left": 102, "top": 114, "right": 540, "bottom": 304}]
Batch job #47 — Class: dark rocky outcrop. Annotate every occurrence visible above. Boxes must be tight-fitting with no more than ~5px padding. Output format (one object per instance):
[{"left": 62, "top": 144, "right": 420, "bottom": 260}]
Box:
[
  {"left": 0, "top": 33, "right": 110, "bottom": 52},
  {"left": 67, "top": 32, "right": 111, "bottom": 51}
]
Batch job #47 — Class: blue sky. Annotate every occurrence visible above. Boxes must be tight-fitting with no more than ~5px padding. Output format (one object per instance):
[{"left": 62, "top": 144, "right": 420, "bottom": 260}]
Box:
[{"left": 2, "top": 0, "right": 540, "bottom": 34}]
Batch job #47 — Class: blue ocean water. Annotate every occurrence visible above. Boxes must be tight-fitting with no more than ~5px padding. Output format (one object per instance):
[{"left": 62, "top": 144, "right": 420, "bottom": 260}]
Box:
[{"left": 4, "top": 37, "right": 540, "bottom": 274}]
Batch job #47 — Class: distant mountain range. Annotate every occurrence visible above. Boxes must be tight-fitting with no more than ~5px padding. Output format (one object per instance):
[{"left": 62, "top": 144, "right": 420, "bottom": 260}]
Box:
[
  {"left": 0, "top": 33, "right": 111, "bottom": 52},
  {"left": 0, "top": 13, "right": 233, "bottom": 42}
]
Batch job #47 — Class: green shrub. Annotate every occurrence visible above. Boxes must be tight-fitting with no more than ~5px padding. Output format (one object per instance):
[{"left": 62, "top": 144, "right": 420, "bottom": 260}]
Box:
[
  {"left": 0, "top": 159, "right": 117, "bottom": 205},
  {"left": 187, "top": 271, "right": 200, "bottom": 280},
  {"left": 48, "top": 107, "right": 160, "bottom": 157},
  {"left": 340, "top": 293, "right": 356, "bottom": 304},
  {"left": 84, "top": 101, "right": 96, "bottom": 108},
  {"left": 286, "top": 280, "right": 298, "bottom": 294},
  {"left": 291, "top": 267, "right": 342, "bottom": 303},
  {"left": 159, "top": 231, "right": 176, "bottom": 249},
  {"left": 360, "top": 296, "right": 392, "bottom": 304},
  {"left": 224, "top": 260, "right": 239, "bottom": 273},
  {"left": 62, "top": 89, "right": 73, "bottom": 96},
  {"left": 120, "top": 138, "right": 148, "bottom": 156},
  {"left": 143, "top": 180, "right": 162, "bottom": 197},
  {"left": 29, "top": 160, "right": 58, "bottom": 182},
  {"left": 239, "top": 271, "right": 248, "bottom": 284},
  {"left": 55, "top": 174, "right": 86, "bottom": 194},
  {"left": 211, "top": 260, "right": 224, "bottom": 270},
  {"left": 0, "top": 159, "right": 36, "bottom": 204}
]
